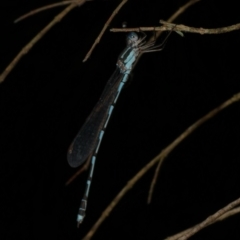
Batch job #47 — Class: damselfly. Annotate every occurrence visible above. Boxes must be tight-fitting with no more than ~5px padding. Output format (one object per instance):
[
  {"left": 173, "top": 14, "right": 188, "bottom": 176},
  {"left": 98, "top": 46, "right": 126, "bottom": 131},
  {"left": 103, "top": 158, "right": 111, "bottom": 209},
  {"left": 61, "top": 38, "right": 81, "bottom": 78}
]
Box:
[{"left": 67, "top": 30, "right": 173, "bottom": 226}]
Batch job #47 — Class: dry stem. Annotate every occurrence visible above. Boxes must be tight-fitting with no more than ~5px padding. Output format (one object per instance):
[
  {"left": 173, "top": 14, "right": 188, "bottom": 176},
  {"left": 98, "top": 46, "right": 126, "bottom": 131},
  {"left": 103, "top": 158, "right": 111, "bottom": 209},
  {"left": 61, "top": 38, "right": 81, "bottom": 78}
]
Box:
[{"left": 82, "top": 0, "right": 129, "bottom": 62}]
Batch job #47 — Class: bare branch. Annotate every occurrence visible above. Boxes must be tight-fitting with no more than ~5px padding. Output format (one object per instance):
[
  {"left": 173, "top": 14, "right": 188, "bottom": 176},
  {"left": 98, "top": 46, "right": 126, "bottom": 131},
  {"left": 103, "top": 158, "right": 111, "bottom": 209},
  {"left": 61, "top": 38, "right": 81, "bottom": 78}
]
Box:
[{"left": 82, "top": 0, "right": 129, "bottom": 62}]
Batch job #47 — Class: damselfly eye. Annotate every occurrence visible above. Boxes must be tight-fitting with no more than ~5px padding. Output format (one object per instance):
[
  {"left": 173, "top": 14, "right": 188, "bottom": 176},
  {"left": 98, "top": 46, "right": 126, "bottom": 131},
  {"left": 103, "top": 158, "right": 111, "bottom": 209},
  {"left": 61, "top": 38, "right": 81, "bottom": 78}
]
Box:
[{"left": 126, "top": 32, "right": 138, "bottom": 44}]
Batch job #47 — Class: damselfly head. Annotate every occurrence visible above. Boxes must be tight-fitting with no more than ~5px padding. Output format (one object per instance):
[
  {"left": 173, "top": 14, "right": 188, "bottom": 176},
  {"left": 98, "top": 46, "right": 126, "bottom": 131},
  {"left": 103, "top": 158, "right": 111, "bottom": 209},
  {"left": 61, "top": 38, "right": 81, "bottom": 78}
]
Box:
[{"left": 126, "top": 32, "right": 138, "bottom": 45}]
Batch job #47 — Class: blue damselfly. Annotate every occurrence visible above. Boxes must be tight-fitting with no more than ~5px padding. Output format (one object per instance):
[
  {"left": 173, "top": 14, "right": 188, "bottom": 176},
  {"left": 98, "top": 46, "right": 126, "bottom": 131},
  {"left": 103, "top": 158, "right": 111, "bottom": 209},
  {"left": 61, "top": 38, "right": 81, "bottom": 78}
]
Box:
[{"left": 67, "top": 30, "right": 173, "bottom": 226}]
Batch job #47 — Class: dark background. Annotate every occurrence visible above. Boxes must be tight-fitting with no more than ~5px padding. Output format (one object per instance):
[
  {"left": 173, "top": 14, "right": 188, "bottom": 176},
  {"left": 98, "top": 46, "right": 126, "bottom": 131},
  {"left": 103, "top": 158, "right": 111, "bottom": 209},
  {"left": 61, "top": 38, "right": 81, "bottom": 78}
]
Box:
[{"left": 1, "top": 0, "right": 240, "bottom": 239}]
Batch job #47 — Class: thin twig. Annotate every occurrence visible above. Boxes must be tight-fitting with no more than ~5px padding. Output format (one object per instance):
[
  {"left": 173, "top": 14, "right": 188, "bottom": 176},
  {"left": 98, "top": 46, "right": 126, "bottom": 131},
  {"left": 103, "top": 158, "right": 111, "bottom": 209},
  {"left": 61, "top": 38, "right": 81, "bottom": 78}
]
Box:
[
  {"left": 169, "top": 0, "right": 199, "bottom": 20},
  {"left": 14, "top": 0, "right": 85, "bottom": 23},
  {"left": 82, "top": 0, "right": 128, "bottom": 62},
  {"left": 110, "top": 21, "right": 240, "bottom": 35},
  {"left": 170, "top": 197, "right": 240, "bottom": 240},
  {"left": 165, "top": 205, "right": 240, "bottom": 240},
  {"left": 0, "top": 1, "right": 86, "bottom": 84},
  {"left": 81, "top": 92, "right": 240, "bottom": 239}
]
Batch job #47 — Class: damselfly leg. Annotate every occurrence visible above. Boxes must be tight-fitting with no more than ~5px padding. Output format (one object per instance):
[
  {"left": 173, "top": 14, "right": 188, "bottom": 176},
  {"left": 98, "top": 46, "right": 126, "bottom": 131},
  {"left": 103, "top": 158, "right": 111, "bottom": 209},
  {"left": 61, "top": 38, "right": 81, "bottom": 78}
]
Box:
[{"left": 140, "top": 25, "right": 176, "bottom": 52}]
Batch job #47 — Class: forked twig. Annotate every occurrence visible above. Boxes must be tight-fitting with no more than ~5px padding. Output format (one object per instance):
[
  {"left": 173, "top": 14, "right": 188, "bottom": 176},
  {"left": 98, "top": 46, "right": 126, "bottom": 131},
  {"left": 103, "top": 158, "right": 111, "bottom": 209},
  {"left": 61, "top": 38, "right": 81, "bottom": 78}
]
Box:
[
  {"left": 0, "top": 0, "right": 86, "bottom": 84},
  {"left": 165, "top": 206, "right": 240, "bottom": 240},
  {"left": 82, "top": 0, "right": 129, "bottom": 62}
]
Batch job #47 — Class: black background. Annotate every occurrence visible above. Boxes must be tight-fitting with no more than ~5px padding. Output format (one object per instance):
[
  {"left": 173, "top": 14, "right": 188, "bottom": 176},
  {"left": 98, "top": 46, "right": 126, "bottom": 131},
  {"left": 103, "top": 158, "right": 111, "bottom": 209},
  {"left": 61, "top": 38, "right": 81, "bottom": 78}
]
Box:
[{"left": 1, "top": 0, "right": 240, "bottom": 239}]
